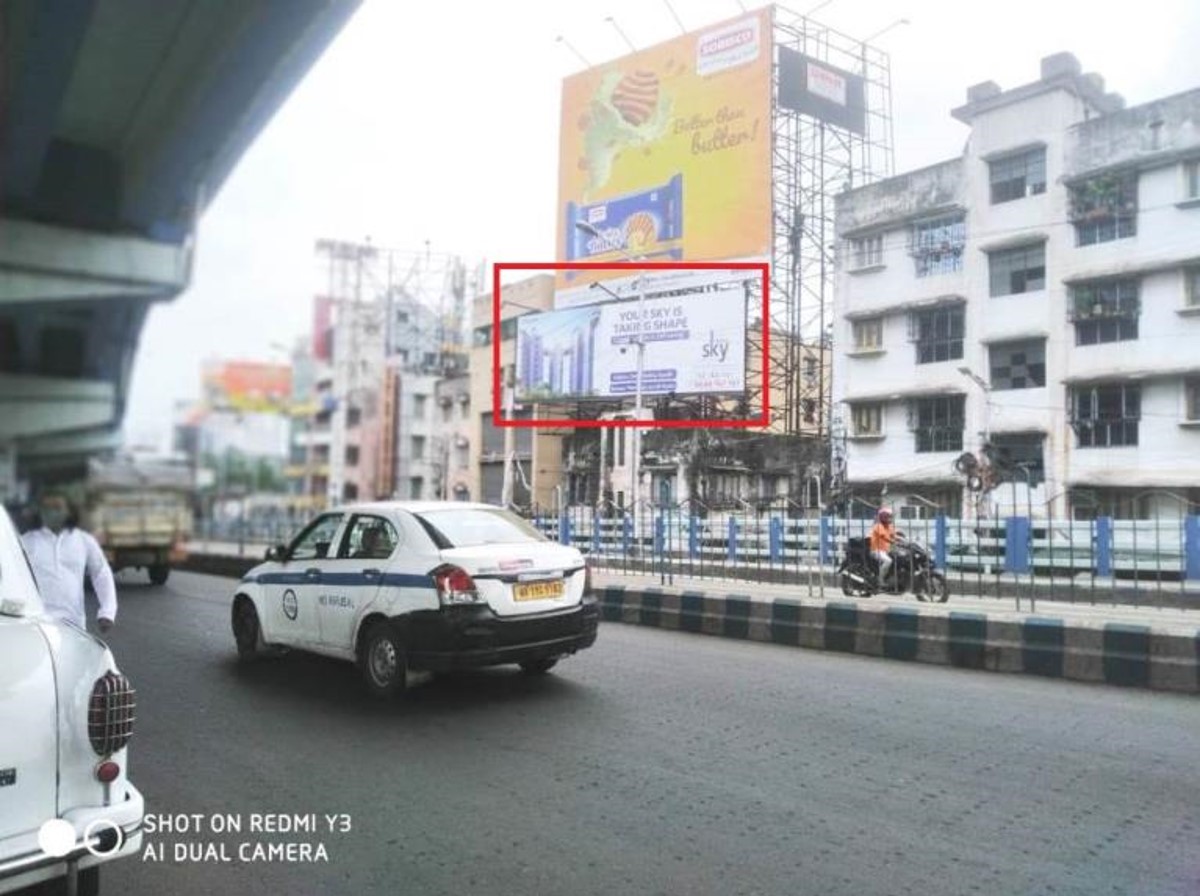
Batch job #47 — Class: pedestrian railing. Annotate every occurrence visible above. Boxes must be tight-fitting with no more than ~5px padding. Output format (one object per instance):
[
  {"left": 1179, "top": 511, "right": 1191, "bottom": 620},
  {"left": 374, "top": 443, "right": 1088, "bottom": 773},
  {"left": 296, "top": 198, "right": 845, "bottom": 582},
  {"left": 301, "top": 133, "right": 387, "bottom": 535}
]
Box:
[
  {"left": 529, "top": 504, "right": 1200, "bottom": 609},
  {"left": 189, "top": 506, "right": 1200, "bottom": 609}
]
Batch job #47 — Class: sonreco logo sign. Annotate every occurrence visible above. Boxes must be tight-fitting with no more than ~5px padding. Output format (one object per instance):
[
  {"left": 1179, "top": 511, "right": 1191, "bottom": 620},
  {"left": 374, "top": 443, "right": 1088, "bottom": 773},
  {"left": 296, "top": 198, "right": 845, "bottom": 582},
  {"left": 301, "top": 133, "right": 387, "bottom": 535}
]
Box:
[{"left": 696, "top": 16, "right": 761, "bottom": 76}]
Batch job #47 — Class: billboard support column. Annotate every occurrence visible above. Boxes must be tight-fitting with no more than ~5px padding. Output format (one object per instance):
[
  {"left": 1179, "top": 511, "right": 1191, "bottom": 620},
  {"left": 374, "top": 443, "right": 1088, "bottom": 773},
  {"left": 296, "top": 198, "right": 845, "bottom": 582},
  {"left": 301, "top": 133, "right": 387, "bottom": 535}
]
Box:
[{"left": 500, "top": 369, "right": 515, "bottom": 509}]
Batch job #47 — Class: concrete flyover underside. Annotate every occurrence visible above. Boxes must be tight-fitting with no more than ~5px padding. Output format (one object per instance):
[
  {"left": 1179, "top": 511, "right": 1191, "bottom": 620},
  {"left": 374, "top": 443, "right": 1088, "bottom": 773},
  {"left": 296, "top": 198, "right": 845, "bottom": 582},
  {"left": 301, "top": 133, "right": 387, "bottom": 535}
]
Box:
[{"left": 0, "top": 0, "right": 360, "bottom": 494}]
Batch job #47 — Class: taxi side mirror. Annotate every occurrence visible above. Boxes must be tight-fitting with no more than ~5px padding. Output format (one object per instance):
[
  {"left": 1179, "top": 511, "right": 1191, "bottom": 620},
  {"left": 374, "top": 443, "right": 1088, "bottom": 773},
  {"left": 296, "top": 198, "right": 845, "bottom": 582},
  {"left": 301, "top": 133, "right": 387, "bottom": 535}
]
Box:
[{"left": 265, "top": 544, "right": 288, "bottom": 562}]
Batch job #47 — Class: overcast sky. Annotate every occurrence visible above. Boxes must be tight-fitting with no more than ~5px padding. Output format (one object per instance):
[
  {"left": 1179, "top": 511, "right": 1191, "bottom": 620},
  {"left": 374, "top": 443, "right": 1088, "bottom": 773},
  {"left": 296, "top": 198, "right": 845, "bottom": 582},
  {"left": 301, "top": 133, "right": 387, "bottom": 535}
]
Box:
[{"left": 124, "top": 0, "right": 1200, "bottom": 449}]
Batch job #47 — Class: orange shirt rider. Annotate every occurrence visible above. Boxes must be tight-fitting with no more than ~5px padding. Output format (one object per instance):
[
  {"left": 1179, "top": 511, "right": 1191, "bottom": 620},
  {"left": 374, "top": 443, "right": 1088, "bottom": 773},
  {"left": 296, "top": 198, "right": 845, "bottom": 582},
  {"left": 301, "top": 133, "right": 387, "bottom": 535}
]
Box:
[{"left": 869, "top": 517, "right": 896, "bottom": 554}]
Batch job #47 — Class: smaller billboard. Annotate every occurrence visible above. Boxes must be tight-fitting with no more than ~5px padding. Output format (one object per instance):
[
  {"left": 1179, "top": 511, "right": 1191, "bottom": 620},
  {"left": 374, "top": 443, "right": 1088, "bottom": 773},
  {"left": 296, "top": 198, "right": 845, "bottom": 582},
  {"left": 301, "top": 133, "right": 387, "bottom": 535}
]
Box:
[
  {"left": 516, "top": 291, "right": 746, "bottom": 401},
  {"left": 202, "top": 361, "right": 293, "bottom": 413},
  {"left": 778, "top": 47, "right": 866, "bottom": 135}
]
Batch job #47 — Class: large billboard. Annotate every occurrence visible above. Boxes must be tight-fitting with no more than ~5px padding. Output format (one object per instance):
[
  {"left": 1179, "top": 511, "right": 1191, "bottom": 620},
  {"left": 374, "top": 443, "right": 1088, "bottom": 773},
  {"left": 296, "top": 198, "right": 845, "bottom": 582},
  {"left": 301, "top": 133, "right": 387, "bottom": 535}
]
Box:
[
  {"left": 555, "top": 7, "right": 773, "bottom": 307},
  {"left": 515, "top": 290, "right": 746, "bottom": 401}
]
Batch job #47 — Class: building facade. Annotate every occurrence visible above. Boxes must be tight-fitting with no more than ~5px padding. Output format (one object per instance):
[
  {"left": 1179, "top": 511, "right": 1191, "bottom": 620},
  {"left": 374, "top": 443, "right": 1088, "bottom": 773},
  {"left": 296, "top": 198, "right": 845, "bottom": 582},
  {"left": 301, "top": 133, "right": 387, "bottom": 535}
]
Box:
[
  {"left": 434, "top": 372, "right": 472, "bottom": 501},
  {"left": 834, "top": 53, "right": 1200, "bottom": 521},
  {"left": 468, "top": 275, "right": 563, "bottom": 509}
]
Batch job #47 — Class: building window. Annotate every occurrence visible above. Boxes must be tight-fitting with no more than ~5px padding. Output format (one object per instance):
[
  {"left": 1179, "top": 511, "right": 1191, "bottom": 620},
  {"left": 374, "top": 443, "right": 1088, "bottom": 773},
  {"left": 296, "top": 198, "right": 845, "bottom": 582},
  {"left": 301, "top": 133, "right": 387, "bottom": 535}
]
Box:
[
  {"left": 1071, "top": 279, "right": 1139, "bottom": 345},
  {"left": 804, "top": 356, "right": 818, "bottom": 382},
  {"left": 989, "top": 244, "right": 1045, "bottom": 296},
  {"left": 989, "top": 147, "right": 1047, "bottom": 204},
  {"left": 343, "top": 483, "right": 359, "bottom": 502},
  {"left": 346, "top": 406, "right": 362, "bottom": 428},
  {"left": 411, "top": 436, "right": 426, "bottom": 460},
  {"left": 500, "top": 318, "right": 518, "bottom": 341},
  {"left": 473, "top": 325, "right": 492, "bottom": 347},
  {"left": 441, "top": 400, "right": 453, "bottom": 423},
  {"left": 409, "top": 477, "right": 424, "bottom": 500},
  {"left": 910, "top": 395, "right": 965, "bottom": 453},
  {"left": 413, "top": 395, "right": 427, "bottom": 420},
  {"left": 1070, "top": 172, "right": 1137, "bottom": 246},
  {"left": 911, "top": 215, "right": 965, "bottom": 277},
  {"left": 1068, "top": 487, "right": 1152, "bottom": 521},
  {"left": 989, "top": 339, "right": 1046, "bottom": 390},
  {"left": 987, "top": 433, "right": 1044, "bottom": 485},
  {"left": 454, "top": 442, "right": 470, "bottom": 469},
  {"left": 802, "top": 399, "right": 816, "bottom": 423},
  {"left": 852, "top": 317, "right": 883, "bottom": 351},
  {"left": 1071, "top": 382, "right": 1140, "bottom": 448},
  {"left": 850, "top": 403, "right": 883, "bottom": 437},
  {"left": 344, "top": 445, "right": 360, "bottom": 467},
  {"left": 1185, "top": 379, "right": 1200, "bottom": 422},
  {"left": 910, "top": 305, "right": 964, "bottom": 365},
  {"left": 1184, "top": 160, "right": 1199, "bottom": 201},
  {"left": 1186, "top": 267, "right": 1200, "bottom": 308},
  {"left": 848, "top": 234, "right": 883, "bottom": 269}
]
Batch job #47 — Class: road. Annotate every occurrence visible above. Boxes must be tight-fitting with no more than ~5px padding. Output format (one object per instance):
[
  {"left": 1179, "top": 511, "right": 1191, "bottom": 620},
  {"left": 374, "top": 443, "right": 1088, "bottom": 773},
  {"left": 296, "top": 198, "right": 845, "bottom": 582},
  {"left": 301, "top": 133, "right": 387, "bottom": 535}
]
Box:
[{"left": 100, "top": 570, "right": 1198, "bottom": 896}]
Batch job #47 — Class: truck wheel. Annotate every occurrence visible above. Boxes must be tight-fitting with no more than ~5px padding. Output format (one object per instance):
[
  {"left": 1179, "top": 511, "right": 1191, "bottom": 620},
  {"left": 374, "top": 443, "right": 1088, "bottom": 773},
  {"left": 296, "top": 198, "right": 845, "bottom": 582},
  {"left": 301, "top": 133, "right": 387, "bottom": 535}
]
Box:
[
  {"left": 359, "top": 623, "right": 407, "bottom": 699},
  {"left": 149, "top": 564, "right": 170, "bottom": 585},
  {"left": 232, "top": 597, "right": 263, "bottom": 662}
]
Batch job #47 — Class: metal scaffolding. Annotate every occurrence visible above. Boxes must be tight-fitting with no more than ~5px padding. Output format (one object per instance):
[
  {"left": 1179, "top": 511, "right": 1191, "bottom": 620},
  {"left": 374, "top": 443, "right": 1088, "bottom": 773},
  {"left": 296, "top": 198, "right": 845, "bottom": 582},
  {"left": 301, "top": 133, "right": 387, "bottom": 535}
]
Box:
[{"left": 770, "top": 5, "right": 894, "bottom": 454}]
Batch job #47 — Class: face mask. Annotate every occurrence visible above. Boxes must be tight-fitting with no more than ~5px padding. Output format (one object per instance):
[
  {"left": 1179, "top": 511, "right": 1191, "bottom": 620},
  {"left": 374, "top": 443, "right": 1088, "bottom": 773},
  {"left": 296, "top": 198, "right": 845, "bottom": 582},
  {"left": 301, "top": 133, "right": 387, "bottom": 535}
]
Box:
[{"left": 42, "top": 508, "right": 68, "bottom": 531}]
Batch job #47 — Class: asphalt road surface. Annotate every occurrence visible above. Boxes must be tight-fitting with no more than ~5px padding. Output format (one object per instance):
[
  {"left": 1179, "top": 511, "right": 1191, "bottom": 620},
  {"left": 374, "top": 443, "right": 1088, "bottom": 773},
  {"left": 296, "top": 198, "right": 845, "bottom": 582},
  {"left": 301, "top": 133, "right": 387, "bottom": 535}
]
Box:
[{"left": 98, "top": 570, "right": 1198, "bottom": 896}]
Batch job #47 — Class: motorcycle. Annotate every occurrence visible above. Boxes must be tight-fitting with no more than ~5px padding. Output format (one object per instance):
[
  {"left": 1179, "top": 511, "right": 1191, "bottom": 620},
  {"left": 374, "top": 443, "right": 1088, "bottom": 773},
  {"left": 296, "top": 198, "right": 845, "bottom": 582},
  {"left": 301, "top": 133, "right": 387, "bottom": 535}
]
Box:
[{"left": 837, "top": 534, "right": 949, "bottom": 602}]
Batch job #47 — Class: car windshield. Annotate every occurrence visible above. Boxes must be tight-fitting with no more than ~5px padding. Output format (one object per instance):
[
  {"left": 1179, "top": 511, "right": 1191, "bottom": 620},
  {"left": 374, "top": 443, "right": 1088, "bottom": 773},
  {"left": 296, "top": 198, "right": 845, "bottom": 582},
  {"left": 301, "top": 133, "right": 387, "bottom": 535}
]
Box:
[
  {"left": 0, "top": 508, "right": 43, "bottom": 617},
  {"left": 415, "top": 508, "right": 547, "bottom": 548}
]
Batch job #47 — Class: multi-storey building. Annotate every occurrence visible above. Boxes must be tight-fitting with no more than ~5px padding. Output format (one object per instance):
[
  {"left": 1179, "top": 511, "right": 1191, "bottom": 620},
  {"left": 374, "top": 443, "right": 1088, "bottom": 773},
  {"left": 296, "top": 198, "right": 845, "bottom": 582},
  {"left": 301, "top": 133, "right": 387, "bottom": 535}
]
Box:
[
  {"left": 834, "top": 53, "right": 1200, "bottom": 521},
  {"left": 468, "top": 275, "right": 563, "bottom": 508},
  {"left": 433, "top": 371, "right": 472, "bottom": 500}
]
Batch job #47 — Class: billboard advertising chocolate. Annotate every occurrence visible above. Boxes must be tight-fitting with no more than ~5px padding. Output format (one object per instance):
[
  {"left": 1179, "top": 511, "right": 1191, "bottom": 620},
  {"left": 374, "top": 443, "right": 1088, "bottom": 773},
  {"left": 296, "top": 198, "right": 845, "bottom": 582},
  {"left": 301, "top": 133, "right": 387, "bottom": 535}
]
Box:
[
  {"left": 515, "top": 293, "right": 745, "bottom": 401},
  {"left": 555, "top": 8, "right": 773, "bottom": 305}
]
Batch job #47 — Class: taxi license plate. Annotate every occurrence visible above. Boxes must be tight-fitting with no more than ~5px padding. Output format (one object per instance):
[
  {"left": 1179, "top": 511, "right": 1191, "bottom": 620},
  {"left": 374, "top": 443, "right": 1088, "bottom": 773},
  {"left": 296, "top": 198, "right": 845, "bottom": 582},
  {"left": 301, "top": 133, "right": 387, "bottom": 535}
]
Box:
[{"left": 513, "top": 580, "right": 565, "bottom": 601}]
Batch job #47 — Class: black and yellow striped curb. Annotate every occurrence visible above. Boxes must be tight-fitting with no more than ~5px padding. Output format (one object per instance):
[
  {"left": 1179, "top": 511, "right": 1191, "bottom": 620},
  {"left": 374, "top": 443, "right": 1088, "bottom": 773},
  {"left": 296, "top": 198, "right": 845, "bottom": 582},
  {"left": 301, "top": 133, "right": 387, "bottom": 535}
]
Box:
[{"left": 596, "top": 585, "right": 1200, "bottom": 694}]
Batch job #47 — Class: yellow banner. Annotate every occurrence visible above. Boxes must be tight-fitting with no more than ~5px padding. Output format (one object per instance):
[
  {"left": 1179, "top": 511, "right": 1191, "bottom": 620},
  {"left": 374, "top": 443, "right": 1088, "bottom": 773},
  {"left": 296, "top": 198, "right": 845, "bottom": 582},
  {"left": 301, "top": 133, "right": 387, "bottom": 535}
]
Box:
[{"left": 556, "top": 7, "right": 773, "bottom": 288}]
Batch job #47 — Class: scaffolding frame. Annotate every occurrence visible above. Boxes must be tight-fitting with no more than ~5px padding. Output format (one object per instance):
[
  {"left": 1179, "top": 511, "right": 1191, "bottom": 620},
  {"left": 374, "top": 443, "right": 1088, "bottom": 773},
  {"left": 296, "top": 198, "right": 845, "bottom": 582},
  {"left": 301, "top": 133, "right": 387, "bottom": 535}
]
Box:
[{"left": 769, "top": 5, "right": 894, "bottom": 470}]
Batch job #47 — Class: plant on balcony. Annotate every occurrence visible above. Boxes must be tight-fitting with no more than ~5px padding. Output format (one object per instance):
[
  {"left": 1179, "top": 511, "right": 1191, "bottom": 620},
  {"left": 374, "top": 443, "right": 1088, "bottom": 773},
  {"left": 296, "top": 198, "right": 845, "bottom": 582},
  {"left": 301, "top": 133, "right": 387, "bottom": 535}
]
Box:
[{"left": 1069, "top": 173, "right": 1137, "bottom": 221}]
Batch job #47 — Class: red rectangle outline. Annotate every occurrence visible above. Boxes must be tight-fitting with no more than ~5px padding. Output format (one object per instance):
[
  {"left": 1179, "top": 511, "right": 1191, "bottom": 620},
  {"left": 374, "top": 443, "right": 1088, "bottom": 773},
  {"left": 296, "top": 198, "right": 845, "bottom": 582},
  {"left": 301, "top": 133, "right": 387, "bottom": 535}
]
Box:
[{"left": 492, "top": 261, "right": 770, "bottom": 429}]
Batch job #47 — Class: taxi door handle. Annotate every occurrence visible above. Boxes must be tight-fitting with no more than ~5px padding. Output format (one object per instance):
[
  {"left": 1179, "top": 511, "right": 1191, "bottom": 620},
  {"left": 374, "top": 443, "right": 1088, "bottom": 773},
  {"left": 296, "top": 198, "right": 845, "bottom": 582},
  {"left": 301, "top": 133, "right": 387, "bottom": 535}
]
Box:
[
  {"left": 304, "top": 567, "right": 321, "bottom": 581},
  {"left": 363, "top": 568, "right": 381, "bottom": 580}
]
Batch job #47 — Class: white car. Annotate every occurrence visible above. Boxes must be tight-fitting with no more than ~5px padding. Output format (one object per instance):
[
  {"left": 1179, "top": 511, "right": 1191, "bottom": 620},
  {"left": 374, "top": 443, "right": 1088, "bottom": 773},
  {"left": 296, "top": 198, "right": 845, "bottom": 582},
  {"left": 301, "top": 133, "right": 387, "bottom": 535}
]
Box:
[
  {"left": 0, "top": 510, "right": 143, "bottom": 896},
  {"left": 231, "top": 502, "right": 599, "bottom": 697}
]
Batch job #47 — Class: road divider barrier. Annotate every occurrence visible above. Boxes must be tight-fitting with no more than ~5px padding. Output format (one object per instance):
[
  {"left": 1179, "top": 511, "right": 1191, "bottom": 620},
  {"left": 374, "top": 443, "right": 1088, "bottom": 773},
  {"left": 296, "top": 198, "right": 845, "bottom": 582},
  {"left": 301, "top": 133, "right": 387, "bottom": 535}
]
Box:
[{"left": 595, "top": 584, "right": 1198, "bottom": 694}]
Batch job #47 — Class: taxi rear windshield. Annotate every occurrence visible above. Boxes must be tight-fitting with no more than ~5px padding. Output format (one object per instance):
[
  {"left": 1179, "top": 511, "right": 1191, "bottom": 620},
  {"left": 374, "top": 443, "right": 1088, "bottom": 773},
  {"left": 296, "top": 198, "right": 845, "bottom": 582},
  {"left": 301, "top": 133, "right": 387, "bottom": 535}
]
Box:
[{"left": 415, "top": 508, "right": 546, "bottom": 548}]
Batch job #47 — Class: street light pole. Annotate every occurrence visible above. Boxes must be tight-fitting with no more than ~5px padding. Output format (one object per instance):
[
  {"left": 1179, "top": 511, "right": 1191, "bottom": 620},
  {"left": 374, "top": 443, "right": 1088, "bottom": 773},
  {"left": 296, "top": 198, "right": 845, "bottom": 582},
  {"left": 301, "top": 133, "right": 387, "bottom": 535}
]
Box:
[{"left": 574, "top": 221, "right": 647, "bottom": 519}]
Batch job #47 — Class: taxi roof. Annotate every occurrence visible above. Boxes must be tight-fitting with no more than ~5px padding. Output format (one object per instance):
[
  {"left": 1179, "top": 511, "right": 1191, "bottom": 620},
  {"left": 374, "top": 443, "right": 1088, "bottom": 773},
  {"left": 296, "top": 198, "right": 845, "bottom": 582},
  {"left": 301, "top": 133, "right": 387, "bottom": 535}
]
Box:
[{"left": 334, "top": 500, "right": 502, "bottom": 516}]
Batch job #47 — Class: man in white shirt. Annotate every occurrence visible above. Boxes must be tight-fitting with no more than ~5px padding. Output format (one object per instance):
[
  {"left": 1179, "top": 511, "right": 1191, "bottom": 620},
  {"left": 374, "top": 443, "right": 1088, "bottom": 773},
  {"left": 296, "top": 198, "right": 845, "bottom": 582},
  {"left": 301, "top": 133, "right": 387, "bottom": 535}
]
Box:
[{"left": 21, "top": 491, "right": 117, "bottom": 632}]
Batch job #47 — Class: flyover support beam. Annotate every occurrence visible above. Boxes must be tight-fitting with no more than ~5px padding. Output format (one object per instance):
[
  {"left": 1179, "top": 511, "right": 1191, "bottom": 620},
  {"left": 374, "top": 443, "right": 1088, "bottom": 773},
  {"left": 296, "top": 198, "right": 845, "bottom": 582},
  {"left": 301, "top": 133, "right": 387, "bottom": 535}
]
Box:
[{"left": 0, "top": 217, "right": 191, "bottom": 304}]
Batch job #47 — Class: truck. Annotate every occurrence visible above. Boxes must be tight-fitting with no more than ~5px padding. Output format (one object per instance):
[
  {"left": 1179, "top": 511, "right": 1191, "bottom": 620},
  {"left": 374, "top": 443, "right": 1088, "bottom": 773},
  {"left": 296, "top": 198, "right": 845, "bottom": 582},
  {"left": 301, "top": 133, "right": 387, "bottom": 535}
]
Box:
[{"left": 84, "top": 457, "right": 194, "bottom": 585}]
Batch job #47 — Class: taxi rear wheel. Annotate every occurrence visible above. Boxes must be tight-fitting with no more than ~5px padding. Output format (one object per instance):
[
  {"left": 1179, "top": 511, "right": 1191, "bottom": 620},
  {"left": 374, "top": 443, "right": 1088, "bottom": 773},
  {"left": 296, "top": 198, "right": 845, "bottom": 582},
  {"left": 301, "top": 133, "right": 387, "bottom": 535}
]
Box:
[
  {"left": 519, "top": 657, "right": 558, "bottom": 676},
  {"left": 360, "top": 623, "right": 407, "bottom": 699}
]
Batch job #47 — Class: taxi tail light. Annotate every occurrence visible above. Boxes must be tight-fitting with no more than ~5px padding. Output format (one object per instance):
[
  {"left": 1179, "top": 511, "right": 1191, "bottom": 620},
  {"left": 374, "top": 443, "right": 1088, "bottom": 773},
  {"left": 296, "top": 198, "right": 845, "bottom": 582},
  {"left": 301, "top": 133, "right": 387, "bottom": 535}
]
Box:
[
  {"left": 432, "top": 564, "right": 479, "bottom": 606},
  {"left": 88, "top": 671, "right": 136, "bottom": 756},
  {"left": 96, "top": 760, "right": 121, "bottom": 783}
]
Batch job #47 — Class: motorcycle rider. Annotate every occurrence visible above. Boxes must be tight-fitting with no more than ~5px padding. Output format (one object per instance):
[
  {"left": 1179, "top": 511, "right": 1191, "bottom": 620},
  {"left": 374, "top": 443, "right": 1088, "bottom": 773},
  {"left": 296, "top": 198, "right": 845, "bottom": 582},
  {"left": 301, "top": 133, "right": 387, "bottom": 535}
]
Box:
[{"left": 869, "top": 507, "right": 899, "bottom": 592}]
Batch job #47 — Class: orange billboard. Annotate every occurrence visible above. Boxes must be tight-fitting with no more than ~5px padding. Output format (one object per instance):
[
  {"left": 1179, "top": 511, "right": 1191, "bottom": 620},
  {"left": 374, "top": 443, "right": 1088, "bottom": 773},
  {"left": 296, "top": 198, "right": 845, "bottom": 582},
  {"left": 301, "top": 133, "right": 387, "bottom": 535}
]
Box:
[
  {"left": 202, "top": 361, "right": 293, "bottom": 412},
  {"left": 555, "top": 7, "right": 773, "bottom": 303}
]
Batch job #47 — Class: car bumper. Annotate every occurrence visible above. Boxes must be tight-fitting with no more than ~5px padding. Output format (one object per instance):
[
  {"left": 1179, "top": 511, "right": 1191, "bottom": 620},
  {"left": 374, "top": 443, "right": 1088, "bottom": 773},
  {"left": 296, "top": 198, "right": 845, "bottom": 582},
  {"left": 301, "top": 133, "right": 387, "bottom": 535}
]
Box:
[
  {"left": 405, "top": 595, "right": 599, "bottom": 671},
  {"left": 0, "top": 781, "right": 144, "bottom": 894}
]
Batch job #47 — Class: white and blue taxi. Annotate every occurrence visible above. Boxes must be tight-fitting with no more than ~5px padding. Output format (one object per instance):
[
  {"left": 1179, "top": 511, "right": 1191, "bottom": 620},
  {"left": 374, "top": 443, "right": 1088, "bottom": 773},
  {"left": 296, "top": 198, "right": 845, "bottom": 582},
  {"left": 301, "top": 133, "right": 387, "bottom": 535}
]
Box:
[
  {"left": 0, "top": 508, "right": 143, "bottom": 896},
  {"left": 231, "top": 502, "right": 599, "bottom": 697}
]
